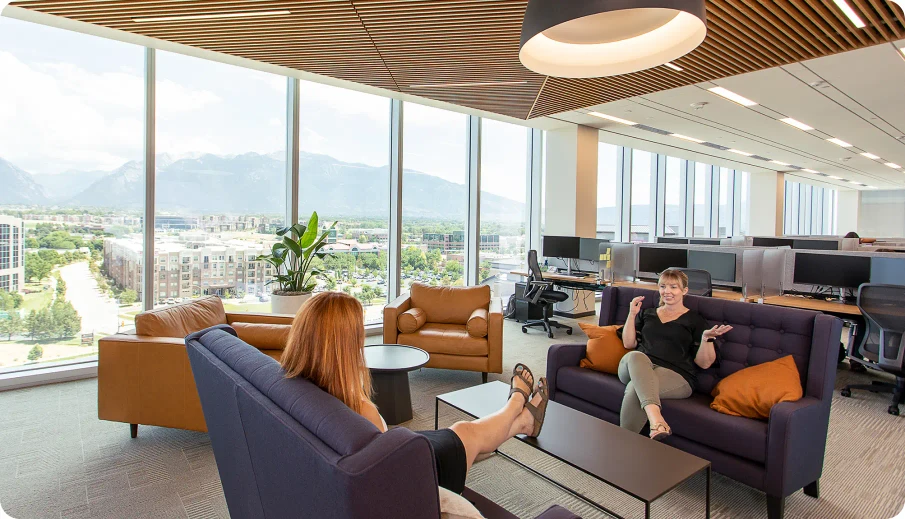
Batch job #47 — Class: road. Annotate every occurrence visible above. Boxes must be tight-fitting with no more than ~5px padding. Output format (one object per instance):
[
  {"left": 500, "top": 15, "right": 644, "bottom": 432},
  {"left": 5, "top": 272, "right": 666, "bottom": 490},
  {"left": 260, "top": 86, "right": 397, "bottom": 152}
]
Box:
[{"left": 58, "top": 262, "right": 120, "bottom": 335}]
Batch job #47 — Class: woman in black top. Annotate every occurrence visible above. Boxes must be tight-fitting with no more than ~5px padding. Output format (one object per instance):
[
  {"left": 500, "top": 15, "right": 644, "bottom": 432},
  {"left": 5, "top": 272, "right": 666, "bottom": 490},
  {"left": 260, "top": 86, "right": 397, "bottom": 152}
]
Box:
[{"left": 619, "top": 269, "right": 732, "bottom": 440}]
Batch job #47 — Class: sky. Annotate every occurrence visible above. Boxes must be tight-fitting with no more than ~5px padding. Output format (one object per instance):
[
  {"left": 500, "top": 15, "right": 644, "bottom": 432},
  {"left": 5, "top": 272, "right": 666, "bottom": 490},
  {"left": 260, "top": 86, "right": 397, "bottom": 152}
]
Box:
[{"left": 0, "top": 16, "right": 529, "bottom": 200}]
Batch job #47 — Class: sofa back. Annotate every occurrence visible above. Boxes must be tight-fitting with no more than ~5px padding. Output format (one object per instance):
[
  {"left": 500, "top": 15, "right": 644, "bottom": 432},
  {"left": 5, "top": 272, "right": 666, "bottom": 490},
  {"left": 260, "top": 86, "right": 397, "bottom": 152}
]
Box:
[
  {"left": 136, "top": 296, "right": 227, "bottom": 337},
  {"left": 185, "top": 325, "right": 441, "bottom": 519},
  {"left": 411, "top": 283, "right": 490, "bottom": 324},
  {"left": 599, "top": 286, "right": 840, "bottom": 398}
]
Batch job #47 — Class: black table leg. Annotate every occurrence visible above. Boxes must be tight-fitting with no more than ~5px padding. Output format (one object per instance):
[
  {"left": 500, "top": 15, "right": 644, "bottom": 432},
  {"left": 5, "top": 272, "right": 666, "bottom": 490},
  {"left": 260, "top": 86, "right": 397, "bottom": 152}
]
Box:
[
  {"left": 706, "top": 466, "right": 711, "bottom": 519},
  {"left": 434, "top": 398, "right": 439, "bottom": 430},
  {"left": 645, "top": 502, "right": 650, "bottom": 519},
  {"left": 372, "top": 370, "right": 413, "bottom": 425}
]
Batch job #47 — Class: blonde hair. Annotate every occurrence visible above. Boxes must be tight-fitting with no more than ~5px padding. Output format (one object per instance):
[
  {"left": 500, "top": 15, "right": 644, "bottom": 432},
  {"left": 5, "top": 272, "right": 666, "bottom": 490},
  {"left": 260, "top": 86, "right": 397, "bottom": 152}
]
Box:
[
  {"left": 280, "top": 291, "right": 371, "bottom": 414},
  {"left": 658, "top": 269, "right": 689, "bottom": 307}
]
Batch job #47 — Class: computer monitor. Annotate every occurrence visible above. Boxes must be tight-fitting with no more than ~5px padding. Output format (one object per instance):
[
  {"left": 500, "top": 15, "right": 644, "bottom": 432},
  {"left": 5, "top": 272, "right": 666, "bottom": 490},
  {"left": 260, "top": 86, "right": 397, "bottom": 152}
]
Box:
[
  {"left": 688, "top": 250, "right": 737, "bottom": 282},
  {"left": 752, "top": 237, "right": 795, "bottom": 248},
  {"left": 542, "top": 235, "right": 580, "bottom": 259},
  {"left": 638, "top": 247, "right": 688, "bottom": 274},
  {"left": 689, "top": 238, "right": 721, "bottom": 245},
  {"left": 792, "top": 239, "right": 838, "bottom": 251},
  {"left": 793, "top": 253, "right": 871, "bottom": 289},
  {"left": 657, "top": 237, "right": 689, "bottom": 244},
  {"left": 870, "top": 257, "right": 905, "bottom": 285},
  {"left": 578, "top": 238, "right": 608, "bottom": 261}
]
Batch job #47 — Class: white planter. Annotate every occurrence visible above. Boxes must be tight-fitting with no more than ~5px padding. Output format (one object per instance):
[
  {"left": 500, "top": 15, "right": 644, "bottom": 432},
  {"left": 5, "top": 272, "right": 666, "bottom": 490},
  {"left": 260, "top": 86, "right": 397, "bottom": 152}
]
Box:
[{"left": 271, "top": 292, "right": 312, "bottom": 316}]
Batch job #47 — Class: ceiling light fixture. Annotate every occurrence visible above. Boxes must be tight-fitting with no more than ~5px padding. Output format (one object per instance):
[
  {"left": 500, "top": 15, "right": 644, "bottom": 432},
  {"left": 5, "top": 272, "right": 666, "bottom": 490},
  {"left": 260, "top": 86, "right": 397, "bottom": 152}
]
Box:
[
  {"left": 409, "top": 80, "right": 529, "bottom": 89},
  {"left": 670, "top": 133, "right": 705, "bottom": 143},
  {"left": 802, "top": 169, "right": 820, "bottom": 174},
  {"left": 831, "top": 0, "right": 866, "bottom": 29},
  {"left": 860, "top": 152, "right": 881, "bottom": 160},
  {"left": 727, "top": 149, "right": 754, "bottom": 157},
  {"left": 664, "top": 62, "right": 684, "bottom": 72},
  {"left": 867, "top": 186, "right": 878, "bottom": 189},
  {"left": 518, "top": 0, "right": 707, "bottom": 78},
  {"left": 885, "top": 162, "right": 902, "bottom": 169},
  {"left": 827, "top": 137, "right": 853, "bottom": 148},
  {"left": 587, "top": 111, "right": 638, "bottom": 125},
  {"left": 770, "top": 160, "right": 791, "bottom": 166},
  {"left": 779, "top": 117, "right": 814, "bottom": 131},
  {"left": 828, "top": 175, "right": 843, "bottom": 180},
  {"left": 708, "top": 87, "right": 758, "bottom": 106},
  {"left": 133, "top": 10, "right": 291, "bottom": 23}
]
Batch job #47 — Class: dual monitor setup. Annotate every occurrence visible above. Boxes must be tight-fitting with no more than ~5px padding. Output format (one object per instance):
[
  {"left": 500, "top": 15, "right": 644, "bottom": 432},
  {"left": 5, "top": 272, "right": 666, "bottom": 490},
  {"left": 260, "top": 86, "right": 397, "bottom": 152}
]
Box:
[
  {"left": 638, "top": 247, "right": 737, "bottom": 283},
  {"left": 542, "top": 236, "right": 609, "bottom": 275},
  {"left": 792, "top": 253, "right": 905, "bottom": 290}
]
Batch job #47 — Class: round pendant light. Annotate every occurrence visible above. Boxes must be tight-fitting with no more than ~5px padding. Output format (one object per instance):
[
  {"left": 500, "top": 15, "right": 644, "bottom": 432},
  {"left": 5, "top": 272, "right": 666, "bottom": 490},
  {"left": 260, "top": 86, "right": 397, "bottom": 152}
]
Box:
[{"left": 519, "top": 0, "right": 707, "bottom": 78}]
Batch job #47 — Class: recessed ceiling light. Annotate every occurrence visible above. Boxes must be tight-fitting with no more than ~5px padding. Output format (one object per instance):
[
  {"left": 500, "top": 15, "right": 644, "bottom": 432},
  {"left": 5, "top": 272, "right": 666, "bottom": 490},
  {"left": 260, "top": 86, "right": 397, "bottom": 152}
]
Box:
[
  {"left": 827, "top": 137, "right": 853, "bottom": 148},
  {"left": 727, "top": 149, "right": 754, "bottom": 156},
  {"left": 885, "top": 162, "right": 902, "bottom": 169},
  {"left": 770, "top": 160, "right": 791, "bottom": 166},
  {"left": 708, "top": 87, "right": 758, "bottom": 107},
  {"left": 867, "top": 186, "right": 878, "bottom": 189},
  {"left": 828, "top": 175, "right": 843, "bottom": 180},
  {"left": 779, "top": 118, "right": 814, "bottom": 131},
  {"left": 664, "top": 62, "right": 684, "bottom": 72},
  {"left": 587, "top": 112, "right": 637, "bottom": 125},
  {"left": 670, "top": 133, "right": 705, "bottom": 143},
  {"left": 860, "top": 152, "right": 881, "bottom": 160},
  {"left": 831, "top": 0, "right": 866, "bottom": 29},
  {"left": 133, "top": 10, "right": 292, "bottom": 23},
  {"left": 802, "top": 169, "right": 820, "bottom": 174},
  {"left": 409, "top": 80, "right": 529, "bottom": 89}
]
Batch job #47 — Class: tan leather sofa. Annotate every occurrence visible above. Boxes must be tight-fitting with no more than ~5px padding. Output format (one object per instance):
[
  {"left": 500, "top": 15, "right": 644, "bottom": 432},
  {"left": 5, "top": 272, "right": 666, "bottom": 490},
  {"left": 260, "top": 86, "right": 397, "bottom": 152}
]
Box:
[
  {"left": 98, "top": 296, "right": 293, "bottom": 436},
  {"left": 384, "top": 283, "right": 502, "bottom": 383}
]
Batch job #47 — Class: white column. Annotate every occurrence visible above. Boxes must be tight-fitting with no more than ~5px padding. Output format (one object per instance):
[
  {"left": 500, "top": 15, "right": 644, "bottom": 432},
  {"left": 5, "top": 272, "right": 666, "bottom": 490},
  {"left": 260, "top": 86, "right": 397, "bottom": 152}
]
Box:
[
  {"left": 838, "top": 190, "right": 862, "bottom": 235},
  {"left": 142, "top": 48, "right": 156, "bottom": 312},
  {"left": 746, "top": 171, "right": 784, "bottom": 236},
  {"left": 465, "top": 116, "right": 481, "bottom": 286},
  {"left": 543, "top": 125, "right": 598, "bottom": 238},
  {"left": 388, "top": 100, "right": 404, "bottom": 299}
]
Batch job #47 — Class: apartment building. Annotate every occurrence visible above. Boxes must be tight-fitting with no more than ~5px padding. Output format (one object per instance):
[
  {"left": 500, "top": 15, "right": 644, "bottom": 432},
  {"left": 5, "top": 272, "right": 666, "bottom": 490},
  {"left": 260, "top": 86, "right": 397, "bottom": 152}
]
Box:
[{"left": 0, "top": 216, "right": 24, "bottom": 294}]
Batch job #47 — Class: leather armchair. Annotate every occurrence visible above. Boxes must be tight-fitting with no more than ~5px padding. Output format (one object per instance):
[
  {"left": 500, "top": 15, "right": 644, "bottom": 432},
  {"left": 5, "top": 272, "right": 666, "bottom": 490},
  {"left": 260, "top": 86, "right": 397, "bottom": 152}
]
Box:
[
  {"left": 384, "top": 284, "right": 502, "bottom": 382},
  {"left": 98, "top": 296, "right": 294, "bottom": 436}
]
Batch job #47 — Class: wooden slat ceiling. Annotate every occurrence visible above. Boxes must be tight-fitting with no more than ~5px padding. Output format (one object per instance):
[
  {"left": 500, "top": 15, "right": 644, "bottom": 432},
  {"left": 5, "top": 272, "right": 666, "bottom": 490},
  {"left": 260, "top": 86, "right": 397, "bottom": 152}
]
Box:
[{"left": 10, "top": 0, "right": 905, "bottom": 120}]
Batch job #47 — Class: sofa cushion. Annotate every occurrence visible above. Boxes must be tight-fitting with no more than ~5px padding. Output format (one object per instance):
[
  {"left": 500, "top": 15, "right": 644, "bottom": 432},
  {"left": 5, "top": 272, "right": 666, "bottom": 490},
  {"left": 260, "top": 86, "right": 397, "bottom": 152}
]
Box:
[
  {"left": 397, "top": 324, "right": 488, "bottom": 357},
  {"left": 555, "top": 367, "right": 626, "bottom": 414},
  {"left": 136, "top": 296, "right": 227, "bottom": 337},
  {"left": 710, "top": 355, "right": 803, "bottom": 419},
  {"left": 411, "top": 283, "right": 490, "bottom": 325},
  {"left": 577, "top": 323, "right": 627, "bottom": 375},
  {"left": 231, "top": 322, "right": 290, "bottom": 351},
  {"left": 466, "top": 309, "right": 488, "bottom": 338},
  {"left": 662, "top": 393, "right": 768, "bottom": 464},
  {"left": 398, "top": 308, "right": 427, "bottom": 334}
]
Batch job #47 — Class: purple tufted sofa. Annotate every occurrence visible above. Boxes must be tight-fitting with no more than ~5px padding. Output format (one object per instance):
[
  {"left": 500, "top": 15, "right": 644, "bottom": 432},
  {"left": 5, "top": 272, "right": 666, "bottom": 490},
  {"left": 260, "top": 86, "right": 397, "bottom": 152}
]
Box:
[
  {"left": 546, "top": 287, "right": 842, "bottom": 519},
  {"left": 186, "top": 324, "right": 579, "bottom": 519}
]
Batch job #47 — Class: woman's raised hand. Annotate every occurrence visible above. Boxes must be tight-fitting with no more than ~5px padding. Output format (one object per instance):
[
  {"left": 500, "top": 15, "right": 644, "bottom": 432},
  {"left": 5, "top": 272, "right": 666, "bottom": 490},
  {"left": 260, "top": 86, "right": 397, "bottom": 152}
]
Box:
[
  {"left": 703, "top": 324, "right": 733, "bottom": 340},
  {"left": 628, "top": 296, "right": 645, "bottom": 317}
]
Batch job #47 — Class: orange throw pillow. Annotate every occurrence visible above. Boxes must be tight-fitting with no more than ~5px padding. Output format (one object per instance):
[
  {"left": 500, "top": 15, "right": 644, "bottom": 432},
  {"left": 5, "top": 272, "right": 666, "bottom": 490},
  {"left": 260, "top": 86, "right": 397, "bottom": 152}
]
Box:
[
  {"left": 577, "top": 323, "right": 627, "bottom": 375},
  {"left": 710, "top": 355, "right": 803, "bottom": 419}
]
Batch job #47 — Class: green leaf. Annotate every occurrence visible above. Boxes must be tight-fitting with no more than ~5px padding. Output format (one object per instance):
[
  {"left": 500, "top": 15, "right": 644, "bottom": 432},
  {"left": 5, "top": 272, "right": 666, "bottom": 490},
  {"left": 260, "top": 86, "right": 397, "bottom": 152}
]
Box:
[
  {"left": 282, "top": 236, "right": 303, "bottom": 258},
  {"left": 299, "top": 212, "right": 320, "bottom": 249}
]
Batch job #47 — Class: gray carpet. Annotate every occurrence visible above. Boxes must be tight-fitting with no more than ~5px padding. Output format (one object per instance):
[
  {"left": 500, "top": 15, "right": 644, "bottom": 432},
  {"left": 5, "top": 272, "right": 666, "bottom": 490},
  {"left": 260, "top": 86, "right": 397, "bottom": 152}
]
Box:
[{"left": 1, "top": 317, "right": 904, "bottom": 519}]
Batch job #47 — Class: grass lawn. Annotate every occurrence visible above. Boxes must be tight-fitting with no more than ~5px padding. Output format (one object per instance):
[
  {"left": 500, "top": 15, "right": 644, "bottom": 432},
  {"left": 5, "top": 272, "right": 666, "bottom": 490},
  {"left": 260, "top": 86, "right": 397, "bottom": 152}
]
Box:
[{"left": 22, "top": 286, "right": 53, "bottom": 312}]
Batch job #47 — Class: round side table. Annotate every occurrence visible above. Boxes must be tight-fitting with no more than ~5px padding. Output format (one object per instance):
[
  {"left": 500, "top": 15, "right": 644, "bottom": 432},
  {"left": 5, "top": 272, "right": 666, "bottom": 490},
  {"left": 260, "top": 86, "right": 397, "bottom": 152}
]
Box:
[{"left": 364, "top": 344, "right": 429, "bottom": 425}]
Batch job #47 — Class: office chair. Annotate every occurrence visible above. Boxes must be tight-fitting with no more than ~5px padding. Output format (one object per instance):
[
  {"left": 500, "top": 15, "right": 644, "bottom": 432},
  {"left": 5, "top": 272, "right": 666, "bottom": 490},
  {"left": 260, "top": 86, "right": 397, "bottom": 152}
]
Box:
[
  {"left": 676, "top": 268, "right": 713, "bottom": 297},
  {"left": 840, "top": 284, "right": 905, "bottom": 415},
  {"left": 522, "top": 250, "right": 573, "bottom": 339}
]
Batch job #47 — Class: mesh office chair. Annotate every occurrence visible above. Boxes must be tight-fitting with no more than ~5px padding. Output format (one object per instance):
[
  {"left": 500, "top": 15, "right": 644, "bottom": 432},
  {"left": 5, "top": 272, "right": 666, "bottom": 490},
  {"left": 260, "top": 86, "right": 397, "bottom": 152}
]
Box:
[
  {"left": 676, "top": 268, "right": 713, "bottom": 297},
  {"left": 840, "top": 284, "right": 905, "bottom": 415},
  {"left": 522, "top": 250, "right": 573, "bottom": 339}
]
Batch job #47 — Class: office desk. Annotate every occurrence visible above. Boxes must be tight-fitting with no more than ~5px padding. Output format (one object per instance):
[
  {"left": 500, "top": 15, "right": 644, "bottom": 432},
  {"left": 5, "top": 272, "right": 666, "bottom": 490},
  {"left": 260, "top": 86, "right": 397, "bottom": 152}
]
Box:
[
  {"left": 762, "top": 295, "right": 861, "bottom": 317},
  {"left": 509, "top": 270, "right": 602, "bottom": 318},
  {"left": 509, "top": 271, "right": 607, "bottom": 291},
  {"left": 612, "top": 281, "right": 755, "bottom": 303}
]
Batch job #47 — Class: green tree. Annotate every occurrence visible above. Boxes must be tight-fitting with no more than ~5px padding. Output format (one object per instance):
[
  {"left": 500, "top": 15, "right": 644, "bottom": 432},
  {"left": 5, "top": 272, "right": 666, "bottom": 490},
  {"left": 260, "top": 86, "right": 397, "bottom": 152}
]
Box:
[
  {"left": 25, "top": 309, "right": 55, "bottom": 340},
  {"left": 40, "top": 230, "right": 80, "bottom": 250},
  {"left": 37, "top": 249, "right": 61, "bottom": 264},
  {"left": 0, "top": 312, "right": 23, "bottom": 340},
  {"left": 120, "top": 289, "right": 138, "bottom": 305},
  {"left": 51, "top": 301, "right": 81, "bottom": 338},
  {"left": 0, "top": 290, "right": 23, "bottom": 311},
  {"left": 24, "top": 254, "right": 52, "bottom": 282},
  {"left": 27, "top": 344, "right": 44, "bottom": 362},
  {"left": 342, "top": 286, "right": 353, "bottom": 295},
  {"left": 25, "top": 237, "right": 40, "bottom": 249},
  {"left": 358, "top": 285, "right": 376, "bottom": 306},
  {"left": 55, "top": 274, "right": 67, "bottom": 299},
  {"left": 325, "top": 277, "right": 337, "bottom": 291},
  {"left": 444, "top": 260, "right": 463, "bottom": 279}
]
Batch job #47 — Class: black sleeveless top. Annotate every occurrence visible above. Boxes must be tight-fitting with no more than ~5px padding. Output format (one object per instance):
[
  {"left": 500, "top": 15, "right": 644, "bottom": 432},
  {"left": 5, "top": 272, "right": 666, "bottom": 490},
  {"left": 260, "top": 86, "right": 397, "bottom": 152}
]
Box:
[{"left": 632, "top": 308, "right": 710, "bottom": 389}]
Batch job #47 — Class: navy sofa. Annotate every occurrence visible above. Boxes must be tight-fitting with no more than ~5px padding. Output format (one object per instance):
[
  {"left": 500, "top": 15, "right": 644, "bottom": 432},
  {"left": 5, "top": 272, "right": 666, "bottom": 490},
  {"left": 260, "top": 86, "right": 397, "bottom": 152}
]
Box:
[
  {"left": 186, "top": 324, "right": 578, "bottom": 519},
  {"left": 547, "top": 287, "right": 842, "bottom": 519}
]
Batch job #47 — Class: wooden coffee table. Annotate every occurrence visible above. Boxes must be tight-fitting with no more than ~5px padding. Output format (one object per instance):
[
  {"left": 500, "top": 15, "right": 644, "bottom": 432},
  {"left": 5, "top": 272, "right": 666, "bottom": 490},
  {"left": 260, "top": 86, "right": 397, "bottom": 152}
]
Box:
[
  {"left": 436, "top": 381, "right": 711, "bottom": 519},
  {"left": 364, "top": 344, "right": 429, "bottom": 425}
]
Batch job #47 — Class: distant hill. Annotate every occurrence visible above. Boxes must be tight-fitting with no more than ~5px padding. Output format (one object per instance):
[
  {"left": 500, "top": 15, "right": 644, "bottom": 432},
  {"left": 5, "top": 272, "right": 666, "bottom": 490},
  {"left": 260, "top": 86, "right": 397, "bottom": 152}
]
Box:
[
  {"left": 2, "top": 152, "right": 525, "bottom": 222},
  {"left": 34, "top": 169, "right": 109, "bottom": 201},
  {"left": 0, "top": 158, "right": 48, "bottom": 205}
]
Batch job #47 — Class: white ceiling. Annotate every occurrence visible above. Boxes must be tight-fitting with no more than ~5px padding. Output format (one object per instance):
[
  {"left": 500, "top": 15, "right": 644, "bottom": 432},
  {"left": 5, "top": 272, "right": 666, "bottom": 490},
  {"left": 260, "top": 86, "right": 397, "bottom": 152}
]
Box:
[{"left": 556, "top": 40, "right": 905, "bottom": 192}]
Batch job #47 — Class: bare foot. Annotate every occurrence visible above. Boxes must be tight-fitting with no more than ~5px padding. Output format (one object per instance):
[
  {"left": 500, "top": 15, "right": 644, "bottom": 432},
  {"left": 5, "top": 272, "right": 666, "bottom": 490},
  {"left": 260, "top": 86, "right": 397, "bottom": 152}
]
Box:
[
  {"left": 509, "top": 370, "right": 533, "bottom": 407},
  {"left": 511, "top": 390, "right": 543, "bottom": 436}
]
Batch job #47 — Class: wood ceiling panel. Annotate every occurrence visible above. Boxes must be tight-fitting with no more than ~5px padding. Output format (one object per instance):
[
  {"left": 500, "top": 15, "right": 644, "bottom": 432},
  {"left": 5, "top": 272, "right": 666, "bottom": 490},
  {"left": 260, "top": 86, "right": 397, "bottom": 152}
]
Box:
[{"left": 10, "top": 0, "right": 905, "bottom": 120}]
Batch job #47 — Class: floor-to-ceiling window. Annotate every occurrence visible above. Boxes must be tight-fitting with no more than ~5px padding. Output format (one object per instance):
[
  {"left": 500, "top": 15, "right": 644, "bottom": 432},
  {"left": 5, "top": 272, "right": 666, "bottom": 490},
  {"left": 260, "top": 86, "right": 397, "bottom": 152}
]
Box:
[
  {"left": 631, "top": 149, "right": 654, "bottom": 242},
  {"left": 783, "top": 179, "right": 838, "bottom": 235},
  {"left": 718, "top": 167, "right": 734, "bottom": 238},
  {"left": 664, "top": 156, "right": 683, "bottom": 238},
  {"left": 155, "top": 51, "right": 286, "bottom": 313},
  {"left": 0, "top": 18, "right": 143, "bottom": 372},
  {"left": 297, "top": 80, "right": 390, "bottom": 324},
  {"left": 693, "top": 163, "right": 711, "bottom": 237},
  {"left": 740, "top": 171, "right": 751, "bottom": 235},
  {"left": 479, "top": 119, "right": 529, "bottom": 299},
  {"left": 597, "top": 143, "right": 620, "bottom": 240},
  {"left": 401, "top": 103, "right": 468, "bottom": 292}
]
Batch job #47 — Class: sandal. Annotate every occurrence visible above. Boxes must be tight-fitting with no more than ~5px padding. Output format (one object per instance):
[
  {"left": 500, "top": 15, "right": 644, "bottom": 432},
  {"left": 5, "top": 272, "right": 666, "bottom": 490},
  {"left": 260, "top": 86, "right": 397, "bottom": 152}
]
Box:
[
  {"left": 509, "top": 363, "right": 534, "bottom": 405},
  {"left": 525, "top": 377, "right": 550, "bottom": 438},
  {"left": 649, "top": 422, "right": 671, "bottom": 442}
]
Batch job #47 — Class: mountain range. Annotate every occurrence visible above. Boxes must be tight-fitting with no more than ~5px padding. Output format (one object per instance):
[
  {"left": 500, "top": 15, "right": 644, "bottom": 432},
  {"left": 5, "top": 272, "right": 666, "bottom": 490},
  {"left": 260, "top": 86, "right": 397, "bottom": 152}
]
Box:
[{"left": 0, "top": 152, "right": 526, "bottom": 222}]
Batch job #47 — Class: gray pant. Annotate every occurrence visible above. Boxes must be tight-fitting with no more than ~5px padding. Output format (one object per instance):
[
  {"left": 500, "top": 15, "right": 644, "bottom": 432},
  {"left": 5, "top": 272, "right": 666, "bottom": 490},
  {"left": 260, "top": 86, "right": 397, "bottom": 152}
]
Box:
[{"left": 618, "top": 350, "right": 692, "bottom": 433}]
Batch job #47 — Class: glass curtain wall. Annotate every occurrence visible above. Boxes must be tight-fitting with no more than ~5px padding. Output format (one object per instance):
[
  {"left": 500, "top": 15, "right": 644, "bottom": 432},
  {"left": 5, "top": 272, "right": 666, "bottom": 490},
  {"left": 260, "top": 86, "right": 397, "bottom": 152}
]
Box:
[
  {"left": 693, "top": 163, "right": 711, "bottom": 237},
  {"left": 0, "top": 18, "right": 143, "bottom": 372},
  {"left": 597, "top": 143, "right": 619, "bottom": 240},
  {"left": 740, "top": 172, "right": 751, "bottom": 235},
  {"left": 718, "top": 167, "right": 733, "bottom": 238},
  {"left": 297, "top": 81, "right": 391, "bottom": 324},
  {"left": 664, "top": 156, "right": 683, "bottom": 238},
  {"left": 631, "top": 150, "right": 654, "bottom": 242},
  {"left": 783, "top": 180, "right": 838, "bottom": 235}
]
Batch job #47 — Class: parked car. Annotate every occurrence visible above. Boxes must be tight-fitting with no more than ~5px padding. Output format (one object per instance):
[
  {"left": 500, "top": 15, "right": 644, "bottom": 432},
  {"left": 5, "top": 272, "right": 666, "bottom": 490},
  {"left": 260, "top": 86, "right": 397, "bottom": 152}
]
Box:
[
  {"left": 258, "top": 295, "right": 270, "bottom": 302},
  {"left": 175, "top": 298, "right": 184, "bottom": 303},
  {"left": 166, "top": 298, "right": 176, "bottom": 305}
]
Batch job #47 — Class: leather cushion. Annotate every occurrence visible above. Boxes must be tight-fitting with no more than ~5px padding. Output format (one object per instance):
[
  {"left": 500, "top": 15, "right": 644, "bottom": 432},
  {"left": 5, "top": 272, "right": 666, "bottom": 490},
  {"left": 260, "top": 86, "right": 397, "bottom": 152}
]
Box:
[
  {"left": 710, "top": 355, "right": 803, "bottom": 420},
  {"left": 411, "top": 283, "right": 490, "bottom": 324},
  {"left": 136, "top": 296, "right": 227, "bottom": 338},
  {"left": 466, "top": 309, "right": 488, "bottom": 338},
  {"left": 232, "top": 322, "right": 291, "bottom": 351},
  {"left": 577, "top": 323, "right": 627, "bottom": 375},
  {"left": 398, "top": 308, "right": 427, "bottom": 334},
  {"left": 397, "top": 324, "right": 488, "bottom": 357}
]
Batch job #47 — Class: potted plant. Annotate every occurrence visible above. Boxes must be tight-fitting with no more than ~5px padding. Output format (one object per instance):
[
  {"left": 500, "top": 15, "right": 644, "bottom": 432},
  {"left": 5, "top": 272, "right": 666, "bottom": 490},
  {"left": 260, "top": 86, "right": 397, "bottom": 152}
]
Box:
[{"left": 257, "top": 211, "right": 336, "bottom": 315}]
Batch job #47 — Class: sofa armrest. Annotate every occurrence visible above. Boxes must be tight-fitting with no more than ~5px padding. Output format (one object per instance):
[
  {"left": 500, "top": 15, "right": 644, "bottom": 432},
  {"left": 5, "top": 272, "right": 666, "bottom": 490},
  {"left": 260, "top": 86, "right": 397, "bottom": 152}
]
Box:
[
  {"left": 806, "top": 313, "right": 843, "bottom": 401},
  {"left": 383, "top": 294, "right": 411, "bottom": 345},
  {"left": 546, "top": 343, "right": 587, "bottom": 401},
  {"left": 226, "top": 312, "right": 294, "bottom": 325},
  {"left": 487, "top": 298, "right": 503, "bottom": 374},
  {"left": 765, "top": 397, "right": 830, "bottom": 498}
]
